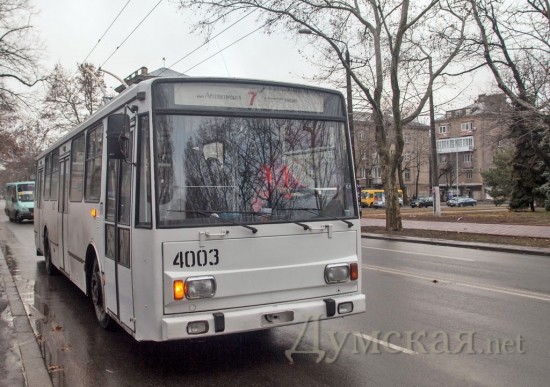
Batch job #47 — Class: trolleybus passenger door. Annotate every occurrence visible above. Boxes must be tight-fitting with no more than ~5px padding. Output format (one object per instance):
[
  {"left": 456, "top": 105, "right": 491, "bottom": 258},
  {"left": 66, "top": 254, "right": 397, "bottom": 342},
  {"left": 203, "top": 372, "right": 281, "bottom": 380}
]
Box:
[
  {"left": 105, "top": 115, "right": 135, "bottom": 331},
  {"left": 57, "top": 157, "right": 69, "bottom": 272}
]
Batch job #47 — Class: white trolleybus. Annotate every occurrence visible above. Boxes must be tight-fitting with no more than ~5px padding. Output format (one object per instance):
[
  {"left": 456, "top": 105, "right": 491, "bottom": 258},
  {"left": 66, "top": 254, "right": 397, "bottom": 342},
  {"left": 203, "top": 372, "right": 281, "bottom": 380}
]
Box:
[{"left": 34, "top": 76, "right": 366, "bottom": 341}]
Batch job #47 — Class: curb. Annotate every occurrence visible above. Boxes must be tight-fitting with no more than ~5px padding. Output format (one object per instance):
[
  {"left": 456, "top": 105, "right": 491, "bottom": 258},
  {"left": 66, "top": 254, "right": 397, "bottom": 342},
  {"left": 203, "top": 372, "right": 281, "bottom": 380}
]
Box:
[
  {"left": 0, "top": 247, "right": 53, "bottom": 387},
  {"left": 361, "top": 233, "right": 550, "bottom": 257}
]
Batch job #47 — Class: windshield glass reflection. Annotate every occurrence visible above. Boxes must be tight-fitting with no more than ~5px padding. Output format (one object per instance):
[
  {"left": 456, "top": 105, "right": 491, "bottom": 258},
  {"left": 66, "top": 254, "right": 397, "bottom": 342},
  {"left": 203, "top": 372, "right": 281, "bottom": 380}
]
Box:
[{"left": 154, "top": 115, "right": 355, "bottom": 227}]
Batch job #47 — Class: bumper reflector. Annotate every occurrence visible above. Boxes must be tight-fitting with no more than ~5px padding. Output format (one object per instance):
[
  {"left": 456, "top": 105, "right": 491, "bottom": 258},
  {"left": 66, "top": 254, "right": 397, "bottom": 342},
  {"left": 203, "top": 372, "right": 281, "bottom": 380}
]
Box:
[
  {"left": 187, "top": 321, "right": 209, "bottom": 335},
  {"left": 338, "top": 302, "right": 353, "bottom": 314}
]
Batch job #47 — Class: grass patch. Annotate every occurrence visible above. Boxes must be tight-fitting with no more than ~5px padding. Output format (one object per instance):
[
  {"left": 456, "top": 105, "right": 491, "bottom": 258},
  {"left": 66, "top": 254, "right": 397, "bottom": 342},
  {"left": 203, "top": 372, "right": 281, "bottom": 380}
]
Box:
[{"left": 364, "top": 205, "right": 550, "bottom": 225}]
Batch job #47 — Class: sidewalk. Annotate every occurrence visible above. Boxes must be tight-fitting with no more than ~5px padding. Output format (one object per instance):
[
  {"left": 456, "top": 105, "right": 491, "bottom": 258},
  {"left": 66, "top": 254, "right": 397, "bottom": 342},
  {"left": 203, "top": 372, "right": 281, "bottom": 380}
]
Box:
[
  {"left": 361, "top": 218, "right": 550, "bottom": 238},
  {"left": 0, "top": 246, "right": 53, "bottom": 387},
  {"left": 361, "top": 217, "right": 550, "bottom": 256}
]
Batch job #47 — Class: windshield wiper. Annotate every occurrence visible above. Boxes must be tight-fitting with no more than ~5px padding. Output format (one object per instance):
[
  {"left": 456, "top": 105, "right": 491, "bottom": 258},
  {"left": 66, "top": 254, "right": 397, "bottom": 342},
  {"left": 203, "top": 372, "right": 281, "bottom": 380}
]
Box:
[
  {"left": 278, "top": 208, "right": 354, "bottom": 228},
  {"left": 168, "top": 209, "right": 258, "bottom": 234}
]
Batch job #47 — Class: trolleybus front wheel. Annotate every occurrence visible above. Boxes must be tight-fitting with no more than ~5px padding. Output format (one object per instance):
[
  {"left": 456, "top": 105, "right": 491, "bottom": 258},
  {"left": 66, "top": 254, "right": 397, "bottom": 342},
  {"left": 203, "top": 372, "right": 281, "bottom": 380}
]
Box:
[{"left": 91, "top": 259, "right": 115, "bottom": 330}]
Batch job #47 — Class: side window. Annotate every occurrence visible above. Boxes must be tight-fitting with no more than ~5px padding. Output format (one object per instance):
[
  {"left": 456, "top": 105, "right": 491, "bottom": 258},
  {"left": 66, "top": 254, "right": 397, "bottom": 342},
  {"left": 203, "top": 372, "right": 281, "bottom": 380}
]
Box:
[
  {"left": 136, "top": 115, "right": 152, "bottom": 227},
  {"left": 70, "top": 134, "right": 86, "bottom": 201},
  {"left": 85, "top": 125, "right": 104, "bottom": 202},
  {"left": 44, "top": 155, "right": 51, "bottom": 200},
  {"left": 50, "top": 149, "right": 59, "bottom": 201},
  {"left": 36, "top": 169, "right": 43, "bottom": 209},
  {"left": 118, "top": 132, "right": 133, "bottom": 225}
]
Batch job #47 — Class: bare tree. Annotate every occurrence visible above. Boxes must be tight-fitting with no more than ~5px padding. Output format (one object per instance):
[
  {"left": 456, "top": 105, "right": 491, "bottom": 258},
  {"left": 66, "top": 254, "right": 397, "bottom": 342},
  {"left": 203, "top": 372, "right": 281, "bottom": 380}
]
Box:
[
  {"left": 0, "top": 116, "right": 52, "bottom": 186},
  {"left": 470, "top": 0, "right": 550, "bottom": 167},
  {"left": 0, "top": 0, "right": 44, "bottom": 107},
  {"left": 470, "top": 0, "right": 550, "bottom": 210},
  {"left": 40, "top": 63, "right": 106, "bottom": 134},
  {"left": 178, "top": 0, "right": 469, "bottom": 230}
]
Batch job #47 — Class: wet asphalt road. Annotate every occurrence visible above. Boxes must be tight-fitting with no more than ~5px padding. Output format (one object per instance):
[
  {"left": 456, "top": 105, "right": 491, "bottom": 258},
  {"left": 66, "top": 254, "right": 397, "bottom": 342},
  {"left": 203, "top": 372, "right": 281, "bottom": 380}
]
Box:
[{"left": 1, "top": 217, "right": 550, "bottom": 386}]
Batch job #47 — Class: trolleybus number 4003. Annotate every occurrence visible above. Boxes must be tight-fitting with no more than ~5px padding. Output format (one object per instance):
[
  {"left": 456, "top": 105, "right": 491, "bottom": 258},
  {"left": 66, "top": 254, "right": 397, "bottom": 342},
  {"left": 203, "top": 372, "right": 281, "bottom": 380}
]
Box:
[{"left": 173, "top": 249, "right": 220, "bottom": 268}]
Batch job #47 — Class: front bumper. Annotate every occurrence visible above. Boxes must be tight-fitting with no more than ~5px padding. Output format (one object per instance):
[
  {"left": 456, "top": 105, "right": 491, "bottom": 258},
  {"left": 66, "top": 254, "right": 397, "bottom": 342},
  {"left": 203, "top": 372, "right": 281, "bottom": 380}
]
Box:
[{"left": 161, "top": 293, "right": 366, "bottom": 341}]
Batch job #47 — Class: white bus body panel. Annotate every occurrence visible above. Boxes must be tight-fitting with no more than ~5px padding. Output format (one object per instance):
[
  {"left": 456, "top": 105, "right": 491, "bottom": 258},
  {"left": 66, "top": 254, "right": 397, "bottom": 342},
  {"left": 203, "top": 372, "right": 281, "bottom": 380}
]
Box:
[{"left": 130, "top": 220, "right": 364, "bottom": 341}]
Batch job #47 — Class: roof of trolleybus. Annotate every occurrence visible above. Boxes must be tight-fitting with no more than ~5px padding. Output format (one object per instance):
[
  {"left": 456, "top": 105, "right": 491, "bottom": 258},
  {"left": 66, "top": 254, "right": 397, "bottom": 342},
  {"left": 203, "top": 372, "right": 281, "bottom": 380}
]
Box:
[{"left": 36, "top": 76, "right": 352, "bottom": 159}]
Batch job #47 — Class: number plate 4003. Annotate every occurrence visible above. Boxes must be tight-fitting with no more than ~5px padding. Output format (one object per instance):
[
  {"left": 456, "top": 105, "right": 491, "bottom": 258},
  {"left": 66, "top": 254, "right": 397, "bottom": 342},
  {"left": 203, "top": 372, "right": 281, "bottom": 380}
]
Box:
[{"left": 172, "top": 249, "right": 220, "bottom": 268}]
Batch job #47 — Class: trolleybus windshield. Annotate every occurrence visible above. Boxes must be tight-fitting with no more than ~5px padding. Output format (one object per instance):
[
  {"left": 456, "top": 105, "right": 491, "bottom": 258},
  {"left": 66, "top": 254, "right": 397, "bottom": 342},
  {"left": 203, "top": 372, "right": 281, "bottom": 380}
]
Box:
[{"left": 152, "top": 82, "right": 355, "bottom": 228}]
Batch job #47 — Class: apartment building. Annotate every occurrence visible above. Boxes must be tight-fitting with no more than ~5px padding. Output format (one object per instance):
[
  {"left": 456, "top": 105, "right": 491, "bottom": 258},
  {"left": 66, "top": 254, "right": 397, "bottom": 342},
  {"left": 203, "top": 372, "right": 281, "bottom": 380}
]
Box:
[
  {"left": 353, "top": 114, "right": 431, "bottom": 199},
  {"left": 435, "top": 93, "right": 510, "bottom": 200}
]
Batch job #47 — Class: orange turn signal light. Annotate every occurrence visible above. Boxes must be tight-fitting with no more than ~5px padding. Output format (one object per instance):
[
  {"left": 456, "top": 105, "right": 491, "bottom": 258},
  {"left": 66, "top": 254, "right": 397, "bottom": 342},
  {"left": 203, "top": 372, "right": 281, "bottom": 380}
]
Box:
[
  {"left": 173, "top": 280, "right": 185, "bottom": 300},
  {"left": 90, "top": 208, "right": 97, "bottom": 218},
  {"left": 350, "top": 263, "right": 359, "bottom": 281}
]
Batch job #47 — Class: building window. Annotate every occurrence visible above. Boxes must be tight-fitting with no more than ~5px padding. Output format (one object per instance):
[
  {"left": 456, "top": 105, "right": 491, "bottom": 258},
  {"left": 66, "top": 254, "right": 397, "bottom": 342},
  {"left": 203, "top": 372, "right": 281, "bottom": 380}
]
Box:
[
  {"left": 360, "top": 149, "right": 367, "bottom": 160},
  {"left": 465, "top": 170, "right": 473, "bottom": 179},
  {"left": 404, "top": 134, "right": 411, "bottom": 144},
  {"left": 439, "top": 125, "right": 449, "bottom": 134},
  {"left": 461, "top": 122, "right": 473, "bottom": 131},
  {"left": 358, "top": 131, "right": 365, "bottom": 141},
  {"left": 439, "top": 155, "right": 447, "bottom": 164},
  {"left": 464, "top": 153, "right": 472, "bottom": 162},
  {"left": 404, "top": 168, "right": 411, "bottom": 181},
  {"left": 403, "top": 152, "right": 411, "bottom": 162}
]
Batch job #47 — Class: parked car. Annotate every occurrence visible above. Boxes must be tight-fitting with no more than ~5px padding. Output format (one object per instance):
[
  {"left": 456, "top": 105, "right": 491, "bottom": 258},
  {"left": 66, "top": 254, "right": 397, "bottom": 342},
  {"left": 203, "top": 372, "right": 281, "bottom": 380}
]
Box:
[
  {"left": 372, "top": 198, "right": 386, "bottom": 209},
  {"left": 447, "top": 197, "right": 477, "bottom": 207},
  {"left": 410, "top": 196, "right": 433, "bottom": 208},
  {"left": 372, "top": 197, "right": 403, "bottom": 209}
]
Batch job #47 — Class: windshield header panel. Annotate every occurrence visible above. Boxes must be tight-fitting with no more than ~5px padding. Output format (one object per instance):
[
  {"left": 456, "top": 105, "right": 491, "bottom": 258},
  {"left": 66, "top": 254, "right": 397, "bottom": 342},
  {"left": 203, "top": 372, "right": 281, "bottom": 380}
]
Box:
[{"left": 152, "top": 80, "right": 345, "bottom": 118}]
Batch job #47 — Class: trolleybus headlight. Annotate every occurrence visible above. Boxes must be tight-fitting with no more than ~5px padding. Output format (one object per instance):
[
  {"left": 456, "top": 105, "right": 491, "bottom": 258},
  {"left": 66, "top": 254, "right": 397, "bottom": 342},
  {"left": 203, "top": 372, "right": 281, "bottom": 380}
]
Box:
[
  {"left": 324, "top": 264, "right": 349, "bottom": 283},
  {"left": 185, "top": 276, "right": 216, "bottom": 299}
]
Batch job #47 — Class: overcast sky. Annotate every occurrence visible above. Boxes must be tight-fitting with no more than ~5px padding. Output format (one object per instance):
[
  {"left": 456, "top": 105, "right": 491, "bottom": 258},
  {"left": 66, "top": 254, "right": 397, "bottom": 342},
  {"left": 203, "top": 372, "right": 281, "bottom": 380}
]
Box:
[
  {"left": 32, "top": 0, "right": 320, "bottom": 94},
  {"left": 32, "top": 0, "right": 496, "bottom": 113}
]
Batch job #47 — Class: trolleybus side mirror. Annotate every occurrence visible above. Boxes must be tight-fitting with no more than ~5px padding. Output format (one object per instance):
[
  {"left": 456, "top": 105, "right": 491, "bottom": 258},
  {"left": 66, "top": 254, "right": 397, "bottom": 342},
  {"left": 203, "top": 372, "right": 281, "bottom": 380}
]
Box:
[{"left": 107, "top": 114, "right": 130, "bottom": 160}]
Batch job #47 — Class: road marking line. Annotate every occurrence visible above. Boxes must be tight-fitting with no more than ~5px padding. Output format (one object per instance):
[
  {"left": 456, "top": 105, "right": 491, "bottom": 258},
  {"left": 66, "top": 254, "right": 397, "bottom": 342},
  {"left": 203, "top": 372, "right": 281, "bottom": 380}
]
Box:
[
  {"left": 363, "top": 264, "right": 550, "bottom": 302},
  {"left": 362, "top": 246, "right": 475, "bottom": 262},
  {"left": 353, "top": 333, "right": 418, "bottom": 355}
]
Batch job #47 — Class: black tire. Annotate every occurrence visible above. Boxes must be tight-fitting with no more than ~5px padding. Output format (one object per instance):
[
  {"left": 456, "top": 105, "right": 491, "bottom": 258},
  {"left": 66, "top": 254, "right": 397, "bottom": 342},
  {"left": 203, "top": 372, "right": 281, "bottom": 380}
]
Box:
[
  {"left": 91, "top": 259, "right": 115, "bottom": 330},
  {"left": 44, "top": 231, "right": 58, "bottom": 275},
  {"left": 14, "top": 212, "right": 20, "bottom": 223}
]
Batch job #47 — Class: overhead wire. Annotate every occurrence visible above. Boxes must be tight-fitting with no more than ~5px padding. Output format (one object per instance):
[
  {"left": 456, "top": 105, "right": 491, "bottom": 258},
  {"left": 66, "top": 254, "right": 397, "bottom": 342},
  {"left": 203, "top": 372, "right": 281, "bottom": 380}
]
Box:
[
  {"left": 159, "top": 8, "right": 257, "bottom": 75},
  {"left": 183, "top": 17, "right": 280, "bottom": 74},
  {"left": 81, "top": 0, "right": 132, "bottom": 65},
  {"left": 99, "top": 0, "right": 164, "bottom": 69}
]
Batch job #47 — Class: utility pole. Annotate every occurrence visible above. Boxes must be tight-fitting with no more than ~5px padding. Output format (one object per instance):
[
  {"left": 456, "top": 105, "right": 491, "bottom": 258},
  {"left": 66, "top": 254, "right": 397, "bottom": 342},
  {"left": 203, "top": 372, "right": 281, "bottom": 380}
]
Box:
[
  {"left": 428, "top": 59, "right": 441, "bottom": 217},
  {"left": 345, "top": 49, "right": 356, "bottom": 169}
]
